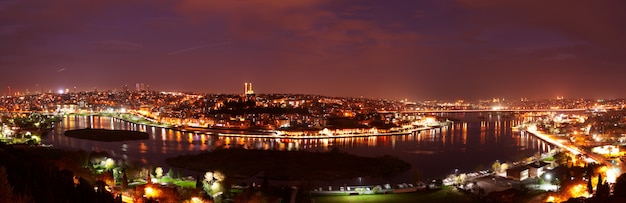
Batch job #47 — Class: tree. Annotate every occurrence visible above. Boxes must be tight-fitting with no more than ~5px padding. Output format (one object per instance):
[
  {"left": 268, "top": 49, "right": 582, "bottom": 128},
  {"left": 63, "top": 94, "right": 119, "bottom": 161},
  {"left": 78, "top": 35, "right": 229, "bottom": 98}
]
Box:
[
  {"left": 613, "top": 173, "right": 626, "bottom": 197},
  {"left": 373, "top": 185, "right": 382, "bottom": 193},
  {"left": 587, "top": 180, "right": 593, "bottom": 195},
  {"left": 195, "top": 175, "right": 202, "bottom": 190},
  {"left": 457, "top": 173, "right": 467, "bottom": 185},
  {"left": 104, "top": 158, "right": 116, "bottom": 170},
  {"left": 552, "top": 178, "right": 561, "bottom": 190},
  {"left": 597, "top": 174, "right": 603, "bottom": 192},
  {"left": 147, "top": 172, "right": 152, "bottom": 184},
  {"left": 492, "top": 161, "right": 501, "bottom": 174},
  {"left": 213, "top": 171, "right": 225, "bottom": 182},
  {"left": 155, "top": 167, "right": 163, "bottom": 179},
  {"left": 204, "top": 171, "right": 214, "bottom": 183},
  {"left": 597, "top": 182, "right": 610, "bottom": 198},
  {"left": 167, "top": 168, "right": 174, "bottom": 178},
  {"left": 121, "top": 170, "right": 129, "bottom": 190},
  {"left": 500, "top": 163, "right": 509, "bottom": 172},
  {"left": 138, "top": 168, "right": 150, "bottom": 182},
  {"left": 553, "top": 151, "right": 568, "bottom": 166}
]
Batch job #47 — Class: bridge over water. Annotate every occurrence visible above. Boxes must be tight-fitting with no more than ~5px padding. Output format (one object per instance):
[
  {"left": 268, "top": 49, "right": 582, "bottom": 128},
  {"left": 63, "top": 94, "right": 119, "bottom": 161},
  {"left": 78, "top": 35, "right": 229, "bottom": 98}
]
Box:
[{"left": 378, "top": 109, "right": 587, "bottom": 114}]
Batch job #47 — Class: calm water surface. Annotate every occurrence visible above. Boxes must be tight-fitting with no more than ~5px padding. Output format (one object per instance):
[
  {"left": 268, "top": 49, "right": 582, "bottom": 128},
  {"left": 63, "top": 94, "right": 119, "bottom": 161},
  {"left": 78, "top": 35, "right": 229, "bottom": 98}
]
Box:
[{"left": 42, "top": 113, "right": 553, "bottom": 185}]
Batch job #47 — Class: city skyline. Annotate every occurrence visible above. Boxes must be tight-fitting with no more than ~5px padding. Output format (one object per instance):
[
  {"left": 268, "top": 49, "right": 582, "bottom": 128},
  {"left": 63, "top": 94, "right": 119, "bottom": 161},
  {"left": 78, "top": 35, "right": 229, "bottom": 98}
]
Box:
[{"left": 2, "top": 0, "right": 626, "bottom": 100}]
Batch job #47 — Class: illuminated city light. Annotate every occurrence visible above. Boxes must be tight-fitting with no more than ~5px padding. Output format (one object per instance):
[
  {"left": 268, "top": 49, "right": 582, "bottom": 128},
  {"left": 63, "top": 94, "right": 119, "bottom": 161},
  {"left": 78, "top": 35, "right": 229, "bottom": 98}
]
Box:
[
  {"left": 191, "top": 197, "right": 203, "bottom": 203},
  {"left": 568, "top": 184, "right": 590, "bottom": 198},
  {"left": 606, "top": 167, "right": 620, "bottom": 184},
  {"left": 591, "top": 145, "right": 620, "bottom": 156},
  {"left": 144, "top": 186, "right": 159, "bottom": 198},
  {"left": 3, "top": 78, "right": 626, "bottom": 203}
]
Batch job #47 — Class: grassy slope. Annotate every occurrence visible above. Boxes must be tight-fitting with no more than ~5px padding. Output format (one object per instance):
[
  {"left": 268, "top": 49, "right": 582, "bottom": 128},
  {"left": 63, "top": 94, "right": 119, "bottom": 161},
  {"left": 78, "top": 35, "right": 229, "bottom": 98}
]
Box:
[{"left": 312, "top": 187, "right": 478, "bottom": 203}]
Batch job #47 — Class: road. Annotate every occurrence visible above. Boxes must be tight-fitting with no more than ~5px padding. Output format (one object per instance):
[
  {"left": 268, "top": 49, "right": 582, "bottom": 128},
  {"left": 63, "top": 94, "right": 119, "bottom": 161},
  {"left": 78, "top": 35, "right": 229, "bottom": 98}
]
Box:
[
  {"left": 525, "top": 125, "right": 584, "bottom": 156},
  {"left": 525, "top": 124, "right": 623, "bottom": 182},
  {"left": 378, "top": 109, "right": 587, "bottom": 114}
]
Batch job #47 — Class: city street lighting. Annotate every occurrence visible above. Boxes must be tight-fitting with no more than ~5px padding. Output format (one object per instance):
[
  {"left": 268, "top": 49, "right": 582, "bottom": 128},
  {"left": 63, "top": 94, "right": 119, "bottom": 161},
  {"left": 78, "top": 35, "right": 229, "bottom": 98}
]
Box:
[{"left": 145, "top": 186, "right": 158, "bottom": 198}]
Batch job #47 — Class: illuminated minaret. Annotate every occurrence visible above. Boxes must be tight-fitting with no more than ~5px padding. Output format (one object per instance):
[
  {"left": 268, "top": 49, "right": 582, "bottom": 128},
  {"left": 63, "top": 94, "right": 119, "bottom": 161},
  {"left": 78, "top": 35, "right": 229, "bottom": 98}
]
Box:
[{"left": 244, "top": 82, "right": 254, "bottom": 95}]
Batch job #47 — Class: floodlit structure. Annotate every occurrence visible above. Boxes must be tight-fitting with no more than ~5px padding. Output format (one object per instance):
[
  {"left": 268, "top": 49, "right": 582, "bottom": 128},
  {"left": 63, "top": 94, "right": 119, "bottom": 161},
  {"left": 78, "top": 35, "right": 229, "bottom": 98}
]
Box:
[
  {"left": 244, "top": 82, "right": 254, "bottom": 95},
  {"left": 528, "top": 161, "right": 550, "bottom": 177},
  {"left": 592, "top": 145, "right": 620, "bottom": 157},
  {"left": 506, "top": 166, "right": 529, "bottom": 181},
  {"left": 506, "top": 161, "right": 550, "bottom": 181}
]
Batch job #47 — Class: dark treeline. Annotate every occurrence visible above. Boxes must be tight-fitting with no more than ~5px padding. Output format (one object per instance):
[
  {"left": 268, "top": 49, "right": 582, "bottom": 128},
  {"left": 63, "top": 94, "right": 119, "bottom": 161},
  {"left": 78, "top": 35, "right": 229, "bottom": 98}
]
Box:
[
  {"left": 166, "top": 147, "right": 411, "bottom": 181},
  {"left": 0, "top": 144, "right": 118, "bottom": 203}
]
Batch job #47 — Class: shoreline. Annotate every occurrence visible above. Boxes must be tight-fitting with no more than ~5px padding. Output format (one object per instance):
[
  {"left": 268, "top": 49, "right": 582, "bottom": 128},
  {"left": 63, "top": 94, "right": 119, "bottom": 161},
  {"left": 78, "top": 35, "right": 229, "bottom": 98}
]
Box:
[
  {"left": 44, "top": 113, "right": 563, "bottom": 188},
  {"left": 66, "top": 113, "right": 446, "bottom": 139}
]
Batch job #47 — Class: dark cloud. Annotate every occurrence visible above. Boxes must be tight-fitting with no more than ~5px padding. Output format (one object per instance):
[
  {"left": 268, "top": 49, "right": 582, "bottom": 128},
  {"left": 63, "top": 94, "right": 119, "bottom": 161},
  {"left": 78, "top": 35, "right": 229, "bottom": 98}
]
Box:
[
  {"left": 455, "top": 0, "right": 626, "bottom": 50},
  {"left": 1, "top": 0, "right": 625, "bottom": 100}
]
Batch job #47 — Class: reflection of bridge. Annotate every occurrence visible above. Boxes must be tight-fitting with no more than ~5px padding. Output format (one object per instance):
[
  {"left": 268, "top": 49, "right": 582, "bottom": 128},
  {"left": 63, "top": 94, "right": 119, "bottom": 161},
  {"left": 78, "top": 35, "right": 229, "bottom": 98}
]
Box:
[{"left": 378, "top": 109, "right": 587, "bottom": 113}]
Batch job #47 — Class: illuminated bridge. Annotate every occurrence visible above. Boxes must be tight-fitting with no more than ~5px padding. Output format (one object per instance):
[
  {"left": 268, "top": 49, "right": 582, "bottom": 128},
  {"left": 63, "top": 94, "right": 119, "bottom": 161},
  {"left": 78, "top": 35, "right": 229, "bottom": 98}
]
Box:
[{"left": 377, "top": 108, "right": 587, "bottom": 114}]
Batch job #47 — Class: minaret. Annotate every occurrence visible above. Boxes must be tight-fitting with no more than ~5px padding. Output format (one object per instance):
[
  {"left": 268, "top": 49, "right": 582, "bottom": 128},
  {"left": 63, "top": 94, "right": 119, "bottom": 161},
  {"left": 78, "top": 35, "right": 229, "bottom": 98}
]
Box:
[{"left": 244, "top": 82, "right": 254, "bottom": 95}]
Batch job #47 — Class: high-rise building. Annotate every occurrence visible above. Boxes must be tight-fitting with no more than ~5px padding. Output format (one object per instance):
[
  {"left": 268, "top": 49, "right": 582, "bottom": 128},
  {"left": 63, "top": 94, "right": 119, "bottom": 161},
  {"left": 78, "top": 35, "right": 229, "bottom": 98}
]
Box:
[
  {"left": 135, "top": 83, "right": 147, "bottom": 91},
  {"left": 244, "top": 82, "right": 254, "bottom": 95},
  {"left": 7, "top": 86, "right": 10, "bottom": 97}
]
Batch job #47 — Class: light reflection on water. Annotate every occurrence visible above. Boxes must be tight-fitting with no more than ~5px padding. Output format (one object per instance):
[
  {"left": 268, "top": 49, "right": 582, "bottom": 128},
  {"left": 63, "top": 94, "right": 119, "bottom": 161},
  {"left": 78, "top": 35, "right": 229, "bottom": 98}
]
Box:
[{"left": 43, "top": 113, "right": 553, "bottom": 181}]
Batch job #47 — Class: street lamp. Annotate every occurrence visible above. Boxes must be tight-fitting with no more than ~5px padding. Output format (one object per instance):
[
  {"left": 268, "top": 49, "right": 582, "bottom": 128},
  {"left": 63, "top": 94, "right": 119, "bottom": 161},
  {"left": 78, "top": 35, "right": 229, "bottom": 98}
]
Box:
[
  {"left": 191, "top": 197, "right": 203, "bottom": 203},
  {"left": 145, "top": 187, "right": 156, "bottom": 198}
]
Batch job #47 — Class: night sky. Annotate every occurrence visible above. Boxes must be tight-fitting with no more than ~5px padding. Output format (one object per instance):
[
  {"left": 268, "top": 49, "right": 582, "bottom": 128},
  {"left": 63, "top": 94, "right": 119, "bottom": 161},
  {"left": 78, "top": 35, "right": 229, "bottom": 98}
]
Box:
[{"left": 2, "top": 0, "right": 625, "bottom": 100}]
